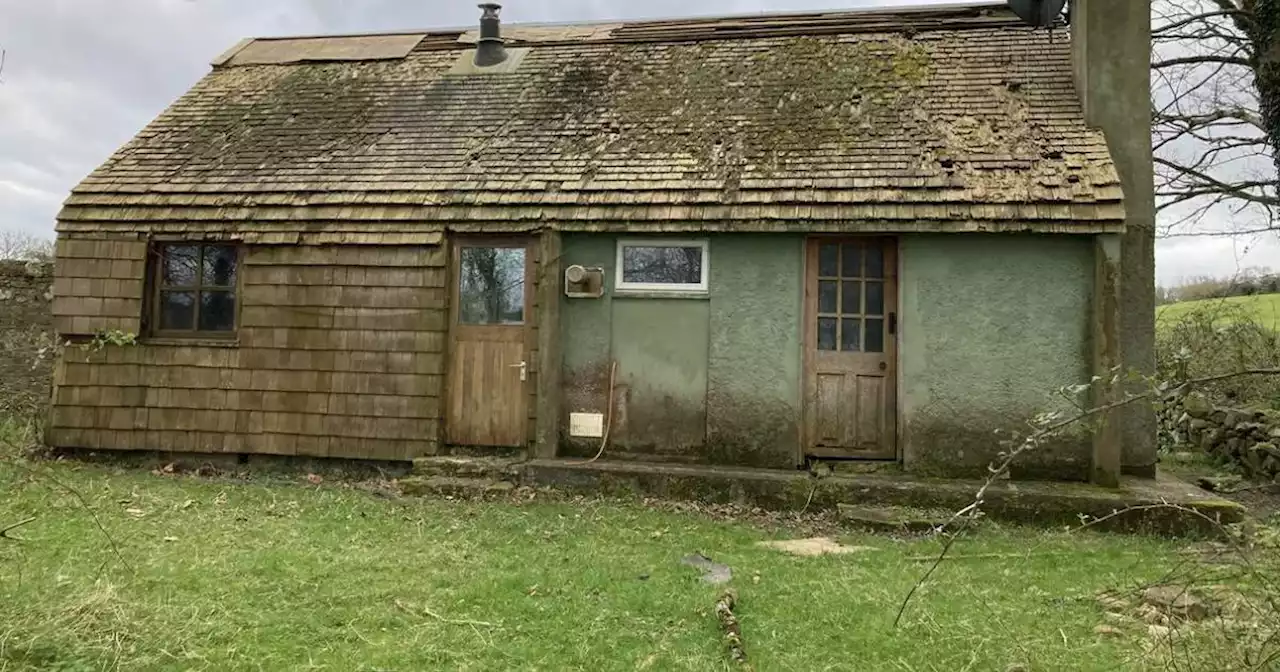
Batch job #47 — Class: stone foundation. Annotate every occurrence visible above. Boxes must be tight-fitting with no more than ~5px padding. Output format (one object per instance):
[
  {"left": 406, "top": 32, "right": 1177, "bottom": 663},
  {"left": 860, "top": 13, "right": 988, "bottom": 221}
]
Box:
[{"left": 1162, "top": 390, "right": 1280, "bottom": 480}]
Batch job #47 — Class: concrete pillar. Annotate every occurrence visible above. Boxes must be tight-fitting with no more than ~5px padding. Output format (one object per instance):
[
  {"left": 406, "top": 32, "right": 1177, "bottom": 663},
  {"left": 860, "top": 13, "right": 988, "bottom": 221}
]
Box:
[
  {"left": 534, "top": 229, "right": 563, "bottom": 458},
  {"left": 1071, "top": 0, "right": 1158, "bottom": 476},
  {"left": 1092, "top": 234, "right": 1123, "bottom": 487}
]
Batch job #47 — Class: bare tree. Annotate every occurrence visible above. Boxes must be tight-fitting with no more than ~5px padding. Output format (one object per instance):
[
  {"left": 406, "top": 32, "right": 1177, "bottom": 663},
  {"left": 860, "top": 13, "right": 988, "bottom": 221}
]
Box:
[
  {"left": 1152, "top": 0, "right": 1280, "bottom": 237},
  {"left": 0, "top": 230, "right": 53, "bottom": 261}
]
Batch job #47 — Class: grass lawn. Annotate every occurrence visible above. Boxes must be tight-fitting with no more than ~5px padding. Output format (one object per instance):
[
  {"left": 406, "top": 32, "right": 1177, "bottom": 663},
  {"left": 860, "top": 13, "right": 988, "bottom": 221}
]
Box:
[
  {"left": 0, "top": 457, "right": 1230, "bottom": 672},
  {"left": 1157, "top": 292, "right": 1280, "bottom": 329}
]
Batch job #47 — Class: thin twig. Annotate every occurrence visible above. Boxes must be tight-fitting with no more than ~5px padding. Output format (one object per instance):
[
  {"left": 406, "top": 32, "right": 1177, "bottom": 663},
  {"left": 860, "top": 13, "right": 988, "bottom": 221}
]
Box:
[
  {"left": 0, "top": 438, "right": 133, "bottom": 573},
  {"left": 393, "top": 599, "right": 497, "bottom": 628},
  {"left": 893, "top": 367, "right": 1280, "bottom": 627},
  {"left": 799, "top": 482, "right": 817, "bottom": 514},
  {"left": 903, "top": 550, "right": 1142, "bottom": 562},
  {"left": 0, "top": 516, "right": 35, "bottom": 541}
]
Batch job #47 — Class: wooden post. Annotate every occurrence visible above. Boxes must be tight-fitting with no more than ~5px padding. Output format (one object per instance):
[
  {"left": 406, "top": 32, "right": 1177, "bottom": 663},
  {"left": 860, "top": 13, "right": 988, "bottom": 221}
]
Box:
[
  {"left": 1091, "top": 234, "right": 1123, "bottom": 487},
  {"left": 534, "top": 230, "right": 563, "bottom": 459}
]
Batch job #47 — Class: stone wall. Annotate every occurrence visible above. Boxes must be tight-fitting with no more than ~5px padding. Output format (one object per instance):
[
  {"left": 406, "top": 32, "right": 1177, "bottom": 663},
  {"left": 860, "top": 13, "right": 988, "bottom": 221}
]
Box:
[
  {"left": 0, "top": 260, "right": 55, "bottom": 418},
  {"left": 1164, "top": 390, "right": 1280, "bottom": 480}
]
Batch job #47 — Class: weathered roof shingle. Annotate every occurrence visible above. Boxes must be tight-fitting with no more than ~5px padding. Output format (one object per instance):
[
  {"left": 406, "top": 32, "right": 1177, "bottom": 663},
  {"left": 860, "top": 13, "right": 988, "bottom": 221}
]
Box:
[{"left": 59, "top": 3, "right": 1123, "bottom": 234}]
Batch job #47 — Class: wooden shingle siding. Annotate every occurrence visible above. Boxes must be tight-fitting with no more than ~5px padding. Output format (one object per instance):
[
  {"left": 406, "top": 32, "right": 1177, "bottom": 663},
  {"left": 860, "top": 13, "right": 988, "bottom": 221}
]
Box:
[
  {"left": 47, "top": 243, "right": 447, "bottom": 461},
  {"left": 52, "top": 234, "right": 147, "bottom": 335}
]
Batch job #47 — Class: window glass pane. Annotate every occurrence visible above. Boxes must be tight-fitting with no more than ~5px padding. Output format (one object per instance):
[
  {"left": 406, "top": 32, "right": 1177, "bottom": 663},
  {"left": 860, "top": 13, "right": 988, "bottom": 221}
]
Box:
[
  {"left": 818, "top": 280, "right": 837, "bottom": 313},
  {"left": 865, "top": 245, "right": 885, "bottom": 279},
  {"left": 459, "top": 247, "right": 525, "bottom": 324},
  {"left": 841, "top": 280, "right": 861, "bottom": 314},
  {"left": 817, "top": 317, "right": 837, "bottom": 350},
  {"left": 866, "top": 281, "right": 884, "bottom": 315},
  {"left": 818, "top": 244, "right": 838, "bottom": 276},
  {"left": 841, "top": 243, "right": 862, "bottom": 277},
  {"left": 162, "top": 245, "right": 199, "bottom": 286},
  {"left": 841, "top": 318, "right": 861, "bottom": 351},
  {"left": 199, "top": 291, "right": 236, "bottom": 331},
  {"left": 202, "top": 245, "right": 238, "bottom": 287},
  {"left": 160, "top": 291, "right": 196, "bottom": 330},
  {"left": 621, "top": 244, "right": 702, "bottom": 285},
  {"left": 865, "top": 318, "right": 885, "bottom": 353}
]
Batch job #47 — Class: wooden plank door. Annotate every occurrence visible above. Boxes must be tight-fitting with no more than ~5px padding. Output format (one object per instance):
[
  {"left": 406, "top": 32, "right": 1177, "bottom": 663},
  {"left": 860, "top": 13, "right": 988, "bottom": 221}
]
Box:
[
  {"left": 803, "top": 237, "right": 898, "bottom": 459},
  {"left": 447, "top": 240, "right": 533, "bottom": 447}
]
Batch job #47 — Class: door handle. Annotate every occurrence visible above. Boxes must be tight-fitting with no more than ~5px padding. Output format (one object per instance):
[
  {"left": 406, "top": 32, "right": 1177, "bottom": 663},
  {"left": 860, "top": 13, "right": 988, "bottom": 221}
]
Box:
[{"left": 509, "top": 360, "right": 527, "bottom": 382}]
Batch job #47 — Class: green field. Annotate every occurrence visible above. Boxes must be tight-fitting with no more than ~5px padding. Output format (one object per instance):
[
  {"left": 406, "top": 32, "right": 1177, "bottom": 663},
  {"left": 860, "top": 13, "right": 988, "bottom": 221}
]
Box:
[
  {"left": 1157, "top": 292, "right": 1280, "bottom": 329},
  {"left": 1, "top": 451, "right": 1270, "bottom": 671}
]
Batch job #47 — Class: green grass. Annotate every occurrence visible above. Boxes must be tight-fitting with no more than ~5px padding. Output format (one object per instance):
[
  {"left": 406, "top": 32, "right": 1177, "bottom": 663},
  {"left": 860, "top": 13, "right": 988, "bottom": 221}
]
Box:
[
  {"left": 1157, "top": 292, "right": 1280, "bottom": 329},
  {"left": 0, "top": 459, "right": 1237, "bottom": 671}
]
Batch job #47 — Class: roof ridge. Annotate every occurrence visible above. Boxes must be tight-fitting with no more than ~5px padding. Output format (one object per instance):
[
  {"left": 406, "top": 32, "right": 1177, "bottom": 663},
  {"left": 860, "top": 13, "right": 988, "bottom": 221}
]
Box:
[{"left": 231, "top": 1, "right": 1013, "bottom": 46}]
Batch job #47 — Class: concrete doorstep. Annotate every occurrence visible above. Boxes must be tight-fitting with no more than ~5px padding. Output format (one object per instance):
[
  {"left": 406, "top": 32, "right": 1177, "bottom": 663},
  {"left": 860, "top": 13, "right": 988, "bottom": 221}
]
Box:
[{"left": 401, "top": 456, "right": 1246, "bottom": 537}]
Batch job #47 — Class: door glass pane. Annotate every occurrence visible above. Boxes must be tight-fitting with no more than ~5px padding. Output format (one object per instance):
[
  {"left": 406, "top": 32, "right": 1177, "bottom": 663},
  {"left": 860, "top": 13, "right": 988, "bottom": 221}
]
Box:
[
  {"left": 818, "top": 244, "right": 838, "bottom": 276},
  {"left": 162, "top": 245, "right": 199, "bottom": 286},
  {"left": 865, "top": 318, "right": 885, "bottom": 353},
  {"left": 865, "top": 244, "right": 885, "bottom": 279},
  {"left": 817, "top": 317, "right": 837, "bottom": 350},
  {"left": 865, "top": 281, "right": 884, "bottom": 316},
  {"left": 841, "top": 280, "right": 861, "bottom": 314},
  {"left": 199, "top": 291, "right": 236, "bottom": 331},
  {"left": 818, "top": 280, "right": 837, "bottom": 313},
  {"left": 202, "top": 245, "right": 238, "bottom": 287},
  {"left": 459, "top": 246, "right": 526, "bottom": 324},
  {"left": 841, "top": 243, "right": 862, "bottom": 277},
  {"left": 160, "top": 291, "right": 195, "bottom": 330},
  {"left": 841, "top": 318, "right": 861, "bottom": 351}
]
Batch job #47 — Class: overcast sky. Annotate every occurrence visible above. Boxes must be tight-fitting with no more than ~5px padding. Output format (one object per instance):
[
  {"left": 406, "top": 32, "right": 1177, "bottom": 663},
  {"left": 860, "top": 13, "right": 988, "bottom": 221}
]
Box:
[{"left": 1, "top": 0, "right": 1275, "bottom": 285}]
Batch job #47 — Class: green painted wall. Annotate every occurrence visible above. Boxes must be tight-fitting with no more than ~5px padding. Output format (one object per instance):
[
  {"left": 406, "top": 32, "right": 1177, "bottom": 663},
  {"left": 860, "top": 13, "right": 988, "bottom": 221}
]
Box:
[
  {"left": 611, "top": 298, "right": 710, "bottom": 455},
  {"left": 559, "top": 234, "right": 803, "bottom": 468},
  {"left": 898, "top": 233, "right": 1095, "bottom": 480},
  {"left": 706, "top": 236, "right": 804, "bottom": 467}
]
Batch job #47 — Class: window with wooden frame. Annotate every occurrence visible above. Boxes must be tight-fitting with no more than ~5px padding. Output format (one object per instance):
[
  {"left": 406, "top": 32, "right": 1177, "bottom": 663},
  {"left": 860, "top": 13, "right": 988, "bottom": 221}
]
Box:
[
  {"left": 149, "top": 243, "right": 240, "bottom": 336},
  {"left": 815, "top": 240, "right": 887, "bottom": 353},
  {"left": 615, "top": 239, "right": 708, "bottom": 292}
]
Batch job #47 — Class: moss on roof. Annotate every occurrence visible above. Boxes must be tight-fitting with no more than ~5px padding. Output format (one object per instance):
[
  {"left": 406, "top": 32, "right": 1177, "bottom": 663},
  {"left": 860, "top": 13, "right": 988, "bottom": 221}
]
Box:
[{"left": 67, "top": 6, "right": 1124, "bottom": 232}]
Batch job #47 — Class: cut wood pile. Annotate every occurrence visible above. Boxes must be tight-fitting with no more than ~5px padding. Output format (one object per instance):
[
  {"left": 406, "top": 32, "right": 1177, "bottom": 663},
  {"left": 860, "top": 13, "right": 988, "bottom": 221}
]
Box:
[{"left": 1163, "top": 390, "right": 1280, "bottom": 480}]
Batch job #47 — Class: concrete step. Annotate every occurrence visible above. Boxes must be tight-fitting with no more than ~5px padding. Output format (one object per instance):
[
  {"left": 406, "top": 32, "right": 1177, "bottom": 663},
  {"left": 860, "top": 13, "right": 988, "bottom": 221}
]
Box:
[
  {"left": 412, "top": 456, "right": 524, "bottom": 480},
  {"left": 399, "top": 475, "right": 517, "bottom": 499}
]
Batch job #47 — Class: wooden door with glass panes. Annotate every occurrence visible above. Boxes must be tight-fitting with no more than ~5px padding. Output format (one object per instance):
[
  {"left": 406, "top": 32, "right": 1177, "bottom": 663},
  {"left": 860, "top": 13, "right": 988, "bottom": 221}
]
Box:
[
  {"left": 803, "top": 238, "right": 898, "bottom": 459},
  {"left": 446, "top": 240, "right": 533, "bottom": 447}
]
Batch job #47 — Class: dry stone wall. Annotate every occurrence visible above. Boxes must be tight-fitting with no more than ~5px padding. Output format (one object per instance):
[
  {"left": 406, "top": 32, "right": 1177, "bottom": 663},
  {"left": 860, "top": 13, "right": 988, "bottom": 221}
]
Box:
[
  {"left": 1164, "top": 390, "right": 1280, "bottom": 480},
  {"left": 0, "top": 260, "right": 55, "bottom": 418}
]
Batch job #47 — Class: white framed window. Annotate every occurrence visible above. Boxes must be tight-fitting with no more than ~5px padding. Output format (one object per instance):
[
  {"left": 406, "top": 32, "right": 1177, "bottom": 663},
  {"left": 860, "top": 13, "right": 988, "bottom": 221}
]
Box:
[{"left": 615, "top": 239, "right": 709, "bottom": 292}]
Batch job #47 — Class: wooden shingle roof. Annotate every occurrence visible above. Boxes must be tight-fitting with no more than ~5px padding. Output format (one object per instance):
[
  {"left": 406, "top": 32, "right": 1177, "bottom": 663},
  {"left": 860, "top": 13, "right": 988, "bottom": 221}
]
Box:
[{"left": 59, "top": 3, "right": 1124, "bottom": 234}]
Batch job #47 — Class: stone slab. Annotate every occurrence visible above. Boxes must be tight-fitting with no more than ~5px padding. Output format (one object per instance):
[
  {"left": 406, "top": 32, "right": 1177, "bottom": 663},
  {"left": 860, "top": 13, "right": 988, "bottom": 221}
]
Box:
[{"left": 521, "top": 459, "right": 1245, "bottom": 536}]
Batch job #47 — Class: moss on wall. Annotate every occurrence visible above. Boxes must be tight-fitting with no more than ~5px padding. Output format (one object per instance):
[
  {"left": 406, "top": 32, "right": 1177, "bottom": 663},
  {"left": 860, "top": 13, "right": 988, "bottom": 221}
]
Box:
[{"left": 898, "top": 233, "right": 1095, "bottom": 480}]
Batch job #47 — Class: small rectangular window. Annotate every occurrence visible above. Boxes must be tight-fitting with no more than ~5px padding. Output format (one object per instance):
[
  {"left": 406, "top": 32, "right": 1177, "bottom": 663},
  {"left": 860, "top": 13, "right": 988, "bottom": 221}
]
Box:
[
  {"left": 615, "top": 239, "right": 708, "bottom": 292},
  {"left": 151, "top": 243, "right": 239, "bottom": 336},
  {"left": 458, "top": 245, "right": 527, "bottom": 325}
]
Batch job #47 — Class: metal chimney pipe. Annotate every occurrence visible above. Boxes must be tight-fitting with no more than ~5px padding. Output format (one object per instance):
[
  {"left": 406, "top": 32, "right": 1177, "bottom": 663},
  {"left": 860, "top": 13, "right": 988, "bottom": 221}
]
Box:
[{"left": 475, "top": 3, "right": 508, "bottom": 67}]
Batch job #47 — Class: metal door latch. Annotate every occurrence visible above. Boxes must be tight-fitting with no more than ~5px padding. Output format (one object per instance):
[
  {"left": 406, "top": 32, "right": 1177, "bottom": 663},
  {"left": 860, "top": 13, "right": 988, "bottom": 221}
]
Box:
[{"left": 510, "top": 360, "right": 527, "bottom": 381}]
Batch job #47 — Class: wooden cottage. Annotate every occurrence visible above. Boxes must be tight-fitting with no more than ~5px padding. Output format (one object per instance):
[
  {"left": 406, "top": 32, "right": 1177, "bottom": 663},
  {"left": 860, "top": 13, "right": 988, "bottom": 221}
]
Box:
[{"left": 48, "top": 2, "right": 1156, "bottom": 484}]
